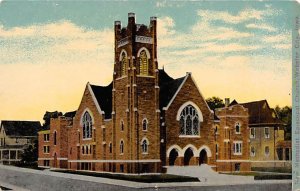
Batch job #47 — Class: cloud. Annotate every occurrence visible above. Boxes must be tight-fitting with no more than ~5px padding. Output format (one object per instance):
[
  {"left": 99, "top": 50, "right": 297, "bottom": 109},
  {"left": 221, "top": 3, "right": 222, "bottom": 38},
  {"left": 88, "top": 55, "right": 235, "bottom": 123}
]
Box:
[
  {"left": 246, "top": 23, "right": 276, "bottom": 32},
  {"left": 0, "top": 21, "right": 114, "bottom": 121},
  {"left": 197, "top": 8, "right": 276, "bottom": 24}
]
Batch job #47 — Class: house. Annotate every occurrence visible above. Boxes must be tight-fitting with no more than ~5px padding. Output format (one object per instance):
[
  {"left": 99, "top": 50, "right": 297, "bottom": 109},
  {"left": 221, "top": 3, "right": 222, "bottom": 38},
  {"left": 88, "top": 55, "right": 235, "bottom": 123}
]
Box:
[
  {"left": 0, "top": 120, "right": 41, "bottom": 164},
  {"left": 230, "top": 99, "right": 291, "bottom": 169}
]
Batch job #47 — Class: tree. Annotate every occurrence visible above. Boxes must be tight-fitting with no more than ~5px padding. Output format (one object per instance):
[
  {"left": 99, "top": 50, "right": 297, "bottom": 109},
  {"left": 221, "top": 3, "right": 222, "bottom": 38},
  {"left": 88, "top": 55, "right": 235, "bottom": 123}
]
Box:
[
  {"left": 42, "top": 111, "right": 63, "bottom": 130},
  {"left": 275, "top": 105, "right": 292, "bottom": 140},
  {"left": 206, "top": 97, "right": 225, "bottom": 111},
  {"left": 18, "top": 139, "right": 38, "bottom": 167}
]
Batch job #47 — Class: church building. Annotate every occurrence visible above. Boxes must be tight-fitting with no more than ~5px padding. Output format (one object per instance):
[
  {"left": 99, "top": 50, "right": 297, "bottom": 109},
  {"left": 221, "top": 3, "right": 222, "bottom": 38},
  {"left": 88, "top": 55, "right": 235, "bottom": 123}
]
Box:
[{"left": 38, "top": 13, "right": 251, "bottom": 173}]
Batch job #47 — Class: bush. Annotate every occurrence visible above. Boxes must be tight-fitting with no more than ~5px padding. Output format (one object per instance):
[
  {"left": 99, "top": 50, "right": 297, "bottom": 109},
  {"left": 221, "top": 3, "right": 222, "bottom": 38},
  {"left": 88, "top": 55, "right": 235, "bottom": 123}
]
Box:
[
  {"left": 52, "top": 170, "right": 199, "bottom": 183},
  {"left": 254, "top": 174, "right": 292, "bottom": 180}
]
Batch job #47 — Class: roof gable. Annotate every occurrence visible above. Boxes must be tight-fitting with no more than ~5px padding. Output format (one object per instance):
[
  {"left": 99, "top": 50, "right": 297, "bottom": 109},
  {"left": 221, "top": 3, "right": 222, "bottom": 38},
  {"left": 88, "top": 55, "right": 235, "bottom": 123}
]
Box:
[
  {"left": 0, "top": 120, "right": 41, "bottom": 137},
  {"left": 232, "top": 100, "right": 284, "bottom": 126},
  {"left": 89, "top": 82, "right": 113, "bottom": 119}
]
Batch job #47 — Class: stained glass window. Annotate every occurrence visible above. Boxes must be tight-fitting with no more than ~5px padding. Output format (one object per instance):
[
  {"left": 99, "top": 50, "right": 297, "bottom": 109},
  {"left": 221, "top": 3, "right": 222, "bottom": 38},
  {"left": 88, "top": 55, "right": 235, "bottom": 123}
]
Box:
[
  {"left": 179, "top": 105, "right": 200, "bottom": 136},
  {"left": 121, "top": 52, "right": 127, "bottom": 76},
  {"left": 139, "top": 50, "right": 148, "bottom": 75},
  {"left": 83, "top": 112, "right": 92, "bottom": 139}
]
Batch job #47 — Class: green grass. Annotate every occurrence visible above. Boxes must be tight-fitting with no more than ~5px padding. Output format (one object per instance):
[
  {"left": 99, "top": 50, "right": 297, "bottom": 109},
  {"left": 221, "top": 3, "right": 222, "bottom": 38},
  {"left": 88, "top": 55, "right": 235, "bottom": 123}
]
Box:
[
  {"left": 52, "top": 169, "right": 200, "bottom": 183},
  {"left": 219, "top": 171, "right": 292, "bottom": 180}
]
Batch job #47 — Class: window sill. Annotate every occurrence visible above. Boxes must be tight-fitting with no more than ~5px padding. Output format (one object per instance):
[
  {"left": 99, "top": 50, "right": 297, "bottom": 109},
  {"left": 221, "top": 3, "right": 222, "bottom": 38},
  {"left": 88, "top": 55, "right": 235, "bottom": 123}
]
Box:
[
  {"left": 116, "top": 76, "right": 128, "bottom": 80},
  {"left": 179, "top": 135, "right": 200, "bottom": 138},
  {"left": 235, "top": 132, "right": 241, "bottom": 134},
  {"left": 136, "top": 75, "right": 155, "bottom": 78},
  {"left": 83, "top": 138, "right": 92, "bottom": 141},
  {"left": 142, "top": 152, "right": 148, "bottom": 155},
  {"left": 233, "top": 153, "right": 242, "bottom": 155}
]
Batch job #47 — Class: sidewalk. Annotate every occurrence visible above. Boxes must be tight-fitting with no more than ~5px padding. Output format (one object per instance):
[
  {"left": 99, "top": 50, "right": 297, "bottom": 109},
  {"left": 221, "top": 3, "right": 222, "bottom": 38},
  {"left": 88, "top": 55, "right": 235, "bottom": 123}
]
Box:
[{"left": 0, "top": 165, "right": 292, "bottom": 189}]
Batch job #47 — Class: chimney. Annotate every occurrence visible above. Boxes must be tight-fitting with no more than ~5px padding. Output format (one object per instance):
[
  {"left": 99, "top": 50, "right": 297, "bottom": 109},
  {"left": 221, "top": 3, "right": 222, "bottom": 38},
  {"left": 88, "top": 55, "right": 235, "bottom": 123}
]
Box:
[{"left": 225, "top": 98, "right": 230, "bottom": 107}]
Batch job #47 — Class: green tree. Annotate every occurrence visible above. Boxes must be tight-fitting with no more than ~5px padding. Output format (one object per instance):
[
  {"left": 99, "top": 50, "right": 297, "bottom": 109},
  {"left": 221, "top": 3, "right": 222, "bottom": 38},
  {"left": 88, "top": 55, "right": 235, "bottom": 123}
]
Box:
[
  {"left": 42, "top": 111, "right": 62, "bottom": 130},
  {"left": 206, "top": 97, "right": 225, "bottom": 111},
  {"left": 275, "top": 105, "right": 292, "bottom": 140},
  {"left": 18, "top": 139, "right": 38, "bottom": 167}
]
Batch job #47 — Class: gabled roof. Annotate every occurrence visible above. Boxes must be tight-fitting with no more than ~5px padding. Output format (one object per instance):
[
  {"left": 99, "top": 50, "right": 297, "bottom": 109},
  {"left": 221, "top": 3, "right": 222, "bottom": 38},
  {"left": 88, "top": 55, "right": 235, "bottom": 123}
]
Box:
[
  {"left": 0, "top": 120, "right": 41, "bottom": 137},
  {"left": 64, "top": 111, "right": 77, "bottom": 118},
  {"left": 231, "top": 100, "right": 284, "bottom": 127},
  {"left": 159, "top": 69, "right": 186, "bottom": 109},
  {"left": 89, "top": 82, "right": 113, "bottom": 119}
]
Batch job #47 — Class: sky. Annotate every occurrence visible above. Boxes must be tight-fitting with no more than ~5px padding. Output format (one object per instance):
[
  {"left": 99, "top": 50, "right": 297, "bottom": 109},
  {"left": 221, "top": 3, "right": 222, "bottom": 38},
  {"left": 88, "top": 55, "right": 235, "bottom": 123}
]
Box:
[{"left": 0, "top": 0, "right": 295, "bottom": 122}]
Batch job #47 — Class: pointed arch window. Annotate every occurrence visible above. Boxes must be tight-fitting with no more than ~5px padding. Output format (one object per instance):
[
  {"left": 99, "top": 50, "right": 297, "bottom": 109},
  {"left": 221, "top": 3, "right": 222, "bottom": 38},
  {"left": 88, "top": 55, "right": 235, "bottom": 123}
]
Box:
[
  {"left": 121, "top": 52, "right": 127, "bottom": 76},
  {"left": 179, "top": 105, "right": 200, "bottom": 136},
  {"left": 109, "top": 142, "right": 112, "bottom": 153},
  {"left": 82, "top": 111, "right": 93, "bottom": 139},
  {"left": 139, "top": 50, "right": 148, "bottom": 76},
  {"left": 120, "top": 140, "right": 124, "bottom": 154},
  {"left": 142, "top": 118, "right": 148, "bottom": 131},
  {"left": 141, "top": 138, "right": 149, "bottom": 154}
]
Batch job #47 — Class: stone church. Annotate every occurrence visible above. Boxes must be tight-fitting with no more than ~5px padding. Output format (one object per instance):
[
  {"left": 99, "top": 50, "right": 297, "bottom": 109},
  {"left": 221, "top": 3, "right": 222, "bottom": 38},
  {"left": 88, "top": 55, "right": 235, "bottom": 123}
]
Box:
[{"left": 38, "top": 13, "right": 253, "bottom": 173}]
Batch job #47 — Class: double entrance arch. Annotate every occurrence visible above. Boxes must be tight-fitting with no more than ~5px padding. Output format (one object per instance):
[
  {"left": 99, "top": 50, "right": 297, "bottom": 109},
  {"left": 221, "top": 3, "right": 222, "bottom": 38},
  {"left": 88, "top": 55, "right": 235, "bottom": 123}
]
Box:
[{"left": 167, "top": 144, "right": 212, "bottom": 166}]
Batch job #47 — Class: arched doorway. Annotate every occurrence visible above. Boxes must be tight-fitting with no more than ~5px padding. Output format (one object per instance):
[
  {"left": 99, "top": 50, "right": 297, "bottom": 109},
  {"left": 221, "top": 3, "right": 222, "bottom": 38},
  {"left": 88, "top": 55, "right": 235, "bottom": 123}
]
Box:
[
  {"left": 199, "top": 149, "right": 207, "bottom": 165},
  {"left": 184, "top": 148, "right": 194, "bottom": 166},
  {"left": 53, "top": 153, "right": 57, "bottom": 168},
  {"left": 169, "top": 149, "right": 179, "bottom": 166}
]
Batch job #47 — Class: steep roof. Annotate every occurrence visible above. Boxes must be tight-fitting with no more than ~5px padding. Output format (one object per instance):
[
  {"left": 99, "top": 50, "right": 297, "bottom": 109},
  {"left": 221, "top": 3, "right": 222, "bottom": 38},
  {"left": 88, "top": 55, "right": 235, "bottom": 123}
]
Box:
[
  {"left": 231, "top": 100, "right": 284, "bottom": 127},
  {"left": 159, "top": 69, "right": 185, "bottom": 109},
  {"left": 90, "top": 82, "right": 113, "bottom": 119},
  {"left": 0, "top": 120, "right": 41, "bottom": 137},
  {"left": 64, "top": 111, "right": 77, "bottom": 118}
]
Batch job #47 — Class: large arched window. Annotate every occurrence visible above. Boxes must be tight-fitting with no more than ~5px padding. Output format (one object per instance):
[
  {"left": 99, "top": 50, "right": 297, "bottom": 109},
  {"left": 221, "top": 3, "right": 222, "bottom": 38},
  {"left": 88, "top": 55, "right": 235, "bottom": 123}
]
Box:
[
  {"left": 139, "top": 50, "right": 148, "bottom": 76},
  {"left": 121, "top": 52, "right": 127, "bottom": 76},
  {"left": 179, "top": 104, "right": 200, "bottom": 136},
  {"left": 82, "top": 111, "right": 92, "bottom": 139}
]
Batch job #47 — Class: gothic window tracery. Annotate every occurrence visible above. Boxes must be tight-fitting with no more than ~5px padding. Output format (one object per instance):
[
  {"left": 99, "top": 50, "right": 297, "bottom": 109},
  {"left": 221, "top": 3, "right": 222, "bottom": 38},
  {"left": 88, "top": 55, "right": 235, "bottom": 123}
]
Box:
[
  {"left": 179, "top": 105, "right": 200, "bottom": 136},
  {"left": 82, "top": 111, "right": 92, "bottom": 139}
]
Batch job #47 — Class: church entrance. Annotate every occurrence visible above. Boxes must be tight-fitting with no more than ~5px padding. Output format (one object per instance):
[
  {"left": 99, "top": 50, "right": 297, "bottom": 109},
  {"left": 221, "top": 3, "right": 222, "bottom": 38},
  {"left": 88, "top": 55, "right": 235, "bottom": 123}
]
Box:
[
  {"left": 199, "top": 149, "right": 207, "bottom": 165},
  {"left": 183, "top": 148, "right": 194, "bottom": 166},
  {"left": 169, "top": 149, "right": 179, "bottom": 166}
]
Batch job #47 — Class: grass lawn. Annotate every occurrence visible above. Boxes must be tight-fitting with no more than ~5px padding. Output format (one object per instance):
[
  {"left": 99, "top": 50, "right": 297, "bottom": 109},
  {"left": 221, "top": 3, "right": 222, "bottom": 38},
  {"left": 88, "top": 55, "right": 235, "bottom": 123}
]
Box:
[{"left": 52, "top": 169, "right": 200, "bottom": 183}]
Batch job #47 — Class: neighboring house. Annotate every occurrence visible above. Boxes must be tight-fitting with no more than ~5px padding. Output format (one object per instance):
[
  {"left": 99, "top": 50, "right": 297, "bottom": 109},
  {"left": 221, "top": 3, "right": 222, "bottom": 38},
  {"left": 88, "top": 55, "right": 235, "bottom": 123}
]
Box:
[
  {"left": 230, "top": 100, "right": 290, "bottom": 168},
  {"left": 0, "top": 120, "right": 41, "bottom": 164}
]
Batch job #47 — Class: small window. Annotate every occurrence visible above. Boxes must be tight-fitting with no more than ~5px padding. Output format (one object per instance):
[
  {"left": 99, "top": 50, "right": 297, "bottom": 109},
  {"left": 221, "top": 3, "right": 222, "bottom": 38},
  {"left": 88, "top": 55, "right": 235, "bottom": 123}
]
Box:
[
  {"left": 139, "top": 49, "right": 148, "bottom": 76},
  {"left": 233, "top": 142, "right": 242, "bottom": 155},
  {"left": 141, "top": 139, "right": 148, "bottom": 154},
  {"left": 120, "top": 164, "right": 124, "bottom": 173},
  {"left": 44, "top": 134, "right": 49, "bottom": 142},
  {"left": 86, "top": 145, "right": 89, "bottom": 154},
  {"left": 82, "top": 146, "right": 85, "bottom": 154},
  {"left": 120, "top": 140, "right": 124, "bottom": 154},
  {"left": 250, "top": 128, "right": 255, "bottom": 138},
  {"left": 120, "top": 120, "right": 124, "bottom": 131},
  {"left": 43, "top": 146, "right": 49, "bottom": 153},
  {"left": 215, "top": 144, "right": 219, "bottom": 154},
  {"left": 265, "top": 146, "right": 270, "bottom": 156},
  {"left": 285, "top": 148, "right": 290, "bottom": 160},
  {"left": 234, "top": 163, "right": 241, "bottom": 171},
  {"left": 82, "top": 111, "right": 93, "bottom": 139},
  {"left": 235, "top": 122, "right": 241, "bottom": 134},
  {"left": 250, "top": 146, "right": 255, "bottom": 156},
  {"left": 142, "top": 118, "right": 148, "bottom": 131},
  {"left": 265, "top": 127, "right": 270, "bottom": 138},
  {"left": 109, "top": 142, "right": 112, "bottom": 153},
  {"left": 54, "top": 131, "right": 57, "bottom": 145}
]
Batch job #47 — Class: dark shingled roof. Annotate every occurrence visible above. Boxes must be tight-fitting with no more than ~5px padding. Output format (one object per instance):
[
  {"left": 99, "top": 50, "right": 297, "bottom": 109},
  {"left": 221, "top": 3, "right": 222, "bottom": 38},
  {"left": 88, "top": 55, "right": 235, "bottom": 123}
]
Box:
[
  {"left": 0, "top": 121, "right": 41, "bottom": 137},
  {"left": 231, "top": 100, "right": 284, "bottom": 127},
  {"left": 159, "top": 69, "right": 186, "bottom": 109},
  {"left": 64, "top": 111, "right": 77, "bottom": 118},
  {"left": 90, "top": 82, "right": 113, "bottom": 119}
]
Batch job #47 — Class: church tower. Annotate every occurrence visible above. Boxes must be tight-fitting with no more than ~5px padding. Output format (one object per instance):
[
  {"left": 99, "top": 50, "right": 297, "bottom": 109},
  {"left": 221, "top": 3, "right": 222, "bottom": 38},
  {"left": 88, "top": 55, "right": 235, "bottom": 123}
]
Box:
[{"left": 112, "top": 13, "right": 161, "bottom": 173}]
